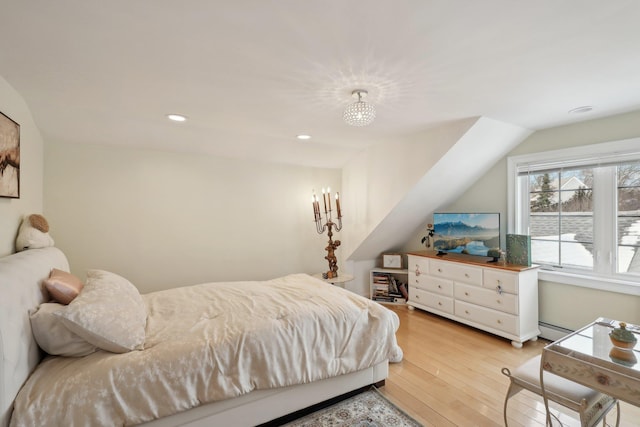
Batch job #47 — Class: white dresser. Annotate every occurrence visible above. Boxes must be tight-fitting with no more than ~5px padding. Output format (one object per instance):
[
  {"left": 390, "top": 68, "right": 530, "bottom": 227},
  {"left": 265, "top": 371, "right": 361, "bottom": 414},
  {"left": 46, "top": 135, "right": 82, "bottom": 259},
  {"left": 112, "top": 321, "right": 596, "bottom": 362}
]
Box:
[{"left": 407, "top": 251, "right": 539, "bottom": 348}]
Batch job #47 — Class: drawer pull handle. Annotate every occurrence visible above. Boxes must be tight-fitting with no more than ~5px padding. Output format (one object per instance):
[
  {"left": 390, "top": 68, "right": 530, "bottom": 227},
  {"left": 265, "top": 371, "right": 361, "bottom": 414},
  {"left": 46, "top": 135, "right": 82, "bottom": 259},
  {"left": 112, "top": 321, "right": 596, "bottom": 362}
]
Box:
[
  {"left": 465, "top": 310, "right": 469, "bottom": 314},
  {"left": 496, "top": 285, "right": 503, "bottom": 295},
  {"left": 465, "top": 273, "right": 469, "bottom": 278},
  {"left": 438, "top": 268, "right": 442, "bottom": 273},
  {"left": 497, "top": 299, "right": 502, "bottom": 304},
  {"left": 438, "top": 285, "right": 442, "bottom": 289},
  {"left": 497, "top": 279, "right": 502, "bottom": 284},
  {"left": 415, "top": 295, "right": 420, "bottom": 299},
  {"left": 438, "top": 302, "right": 442, "bottom": 306},
  {"left": 464, "top": 292, "right": 469, "bottom": 296},
  {"left": 497, "top": 320, "right": 502, "bottom": 324}
]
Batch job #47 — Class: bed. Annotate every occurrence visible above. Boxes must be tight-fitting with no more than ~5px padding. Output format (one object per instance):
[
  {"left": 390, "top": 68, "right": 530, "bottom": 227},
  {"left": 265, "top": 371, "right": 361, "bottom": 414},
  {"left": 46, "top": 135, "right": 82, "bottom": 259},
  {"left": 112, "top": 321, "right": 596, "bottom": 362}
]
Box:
[{"left": 0, "top": 247, "right": 402, "bottom": 427}]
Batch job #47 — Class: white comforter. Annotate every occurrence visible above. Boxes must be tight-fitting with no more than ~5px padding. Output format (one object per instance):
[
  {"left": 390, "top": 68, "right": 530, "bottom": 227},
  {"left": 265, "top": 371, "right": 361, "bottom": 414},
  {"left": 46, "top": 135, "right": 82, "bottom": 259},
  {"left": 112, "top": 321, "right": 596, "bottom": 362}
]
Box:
[{"left": 11, "top": 273, "right": 402, "bottom": 426}]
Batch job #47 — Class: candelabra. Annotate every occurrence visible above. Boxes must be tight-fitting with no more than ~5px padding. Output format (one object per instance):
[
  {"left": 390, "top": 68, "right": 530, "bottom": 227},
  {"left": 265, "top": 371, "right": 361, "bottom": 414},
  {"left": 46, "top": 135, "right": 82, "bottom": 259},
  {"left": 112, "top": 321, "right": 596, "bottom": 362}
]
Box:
[{"left": 312, "top": 187, "right": 342, "bottom": 279}]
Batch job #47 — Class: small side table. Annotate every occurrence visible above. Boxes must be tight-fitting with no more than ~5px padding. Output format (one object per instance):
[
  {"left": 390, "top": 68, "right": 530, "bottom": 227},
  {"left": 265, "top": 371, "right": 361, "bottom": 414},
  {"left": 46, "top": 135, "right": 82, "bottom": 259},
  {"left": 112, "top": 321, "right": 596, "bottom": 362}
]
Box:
[
  {"left": 541, "top": 317, "right": 640, "bottom": 416},
  {"left": 312, "top": 273, "right": 354, "bottom": 288}
]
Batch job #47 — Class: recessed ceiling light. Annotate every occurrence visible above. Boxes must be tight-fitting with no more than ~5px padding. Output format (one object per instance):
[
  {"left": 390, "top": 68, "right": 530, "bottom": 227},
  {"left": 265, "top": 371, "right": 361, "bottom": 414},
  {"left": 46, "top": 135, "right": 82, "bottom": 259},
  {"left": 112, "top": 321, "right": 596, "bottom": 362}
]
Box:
[
  {"left": 297, "top": 134, "right": 311, "bottom": 140},
  {"left": 568, "top": 106, "right": 593, "bottom": 114},
  {"left": 167, "top": 114, "right": 187, "bottom": 122}
]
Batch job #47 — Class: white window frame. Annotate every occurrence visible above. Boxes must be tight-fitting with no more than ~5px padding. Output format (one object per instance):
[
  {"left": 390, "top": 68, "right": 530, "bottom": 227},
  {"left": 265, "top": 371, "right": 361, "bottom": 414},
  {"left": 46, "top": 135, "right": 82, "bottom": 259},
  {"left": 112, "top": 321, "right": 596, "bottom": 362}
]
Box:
[{"left": 507, "top": 138, "right": 640, "bottom": 296}]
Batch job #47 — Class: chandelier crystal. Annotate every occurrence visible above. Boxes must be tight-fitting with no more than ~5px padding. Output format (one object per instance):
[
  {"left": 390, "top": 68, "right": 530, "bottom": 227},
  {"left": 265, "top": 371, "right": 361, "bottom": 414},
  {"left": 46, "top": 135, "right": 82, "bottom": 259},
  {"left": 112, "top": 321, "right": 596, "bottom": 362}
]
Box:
[{"left": 343, "top": 90, "right": 376, "bottom": 126}]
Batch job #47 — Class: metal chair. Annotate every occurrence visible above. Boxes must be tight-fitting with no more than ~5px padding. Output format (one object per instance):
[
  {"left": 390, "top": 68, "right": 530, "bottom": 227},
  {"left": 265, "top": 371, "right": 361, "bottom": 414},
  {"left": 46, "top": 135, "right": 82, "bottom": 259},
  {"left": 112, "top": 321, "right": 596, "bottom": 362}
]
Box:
[{"left": 502, "top": 355, "right": 619, "bottom": 426}]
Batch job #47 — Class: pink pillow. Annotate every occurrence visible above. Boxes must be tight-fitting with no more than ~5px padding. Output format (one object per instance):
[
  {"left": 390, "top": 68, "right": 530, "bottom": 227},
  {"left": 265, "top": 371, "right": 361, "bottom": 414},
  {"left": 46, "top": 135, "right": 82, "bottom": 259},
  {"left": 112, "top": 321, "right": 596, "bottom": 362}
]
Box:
[{"left": 44, "top": 268, "right": 84, "bottom": 304}]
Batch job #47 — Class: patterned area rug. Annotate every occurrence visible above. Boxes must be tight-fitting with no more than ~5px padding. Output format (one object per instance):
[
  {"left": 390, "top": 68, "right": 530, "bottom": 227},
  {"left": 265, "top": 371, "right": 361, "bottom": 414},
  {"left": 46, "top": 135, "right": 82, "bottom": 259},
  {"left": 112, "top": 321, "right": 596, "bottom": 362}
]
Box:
[{"left": 281, "top": 387, "right": 423, "bottom": 427}]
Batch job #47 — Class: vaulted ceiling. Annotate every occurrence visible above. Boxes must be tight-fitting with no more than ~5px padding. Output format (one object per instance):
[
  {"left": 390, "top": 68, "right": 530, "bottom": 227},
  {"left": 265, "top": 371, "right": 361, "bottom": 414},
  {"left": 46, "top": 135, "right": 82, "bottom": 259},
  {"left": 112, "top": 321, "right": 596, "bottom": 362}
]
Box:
[{"left": 1, "top": 1, "right": 639, "bottom": 168}]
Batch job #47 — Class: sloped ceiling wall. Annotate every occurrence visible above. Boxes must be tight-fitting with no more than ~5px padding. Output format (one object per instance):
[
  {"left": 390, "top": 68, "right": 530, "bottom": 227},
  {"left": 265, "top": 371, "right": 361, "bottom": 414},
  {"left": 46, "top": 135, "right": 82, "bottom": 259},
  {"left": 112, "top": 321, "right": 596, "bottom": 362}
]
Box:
[{"left": 342, "top": 116, "right": 533, "bottom": 262}]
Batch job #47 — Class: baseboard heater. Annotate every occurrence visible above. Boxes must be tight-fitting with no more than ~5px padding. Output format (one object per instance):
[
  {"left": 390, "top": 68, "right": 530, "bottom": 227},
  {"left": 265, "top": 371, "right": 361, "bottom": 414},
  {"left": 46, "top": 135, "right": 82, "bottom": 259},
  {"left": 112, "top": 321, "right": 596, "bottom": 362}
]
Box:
[{"left": 538, "top": 321, "right": 574, "bottom": 342}]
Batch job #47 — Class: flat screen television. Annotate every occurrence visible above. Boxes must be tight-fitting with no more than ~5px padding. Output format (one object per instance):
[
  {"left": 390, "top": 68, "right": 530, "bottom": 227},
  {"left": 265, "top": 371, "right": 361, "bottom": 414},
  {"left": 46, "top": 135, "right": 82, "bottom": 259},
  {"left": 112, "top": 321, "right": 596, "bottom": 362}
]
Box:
[{"left": 432, "top": 213, "right": 501, "bottom": 261}]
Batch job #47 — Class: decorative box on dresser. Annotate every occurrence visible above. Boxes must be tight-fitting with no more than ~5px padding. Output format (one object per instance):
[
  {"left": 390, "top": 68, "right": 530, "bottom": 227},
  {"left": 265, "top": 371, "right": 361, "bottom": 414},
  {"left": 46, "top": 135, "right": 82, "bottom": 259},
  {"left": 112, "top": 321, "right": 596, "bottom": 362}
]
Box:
[{"left": 407, "top": 251, "right": 540, "bottom": 348}]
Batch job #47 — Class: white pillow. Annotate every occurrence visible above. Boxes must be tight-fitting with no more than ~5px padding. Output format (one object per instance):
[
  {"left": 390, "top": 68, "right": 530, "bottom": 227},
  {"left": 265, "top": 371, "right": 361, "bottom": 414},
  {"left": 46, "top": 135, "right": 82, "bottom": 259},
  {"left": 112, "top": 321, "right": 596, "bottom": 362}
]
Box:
[
  {"left": 55, "top": 269, "right": 147, "bottom": 353},
  {"left": 30, "top": 303, "right": 97, "bottom": 357}
]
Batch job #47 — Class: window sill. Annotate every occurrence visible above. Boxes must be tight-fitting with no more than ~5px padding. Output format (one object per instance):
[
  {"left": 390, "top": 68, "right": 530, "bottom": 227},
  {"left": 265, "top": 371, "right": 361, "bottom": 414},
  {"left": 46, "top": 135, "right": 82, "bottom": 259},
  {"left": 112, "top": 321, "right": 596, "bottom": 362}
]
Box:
[{"left": 538, "top": 269, "right": 640, "bottom": 296}]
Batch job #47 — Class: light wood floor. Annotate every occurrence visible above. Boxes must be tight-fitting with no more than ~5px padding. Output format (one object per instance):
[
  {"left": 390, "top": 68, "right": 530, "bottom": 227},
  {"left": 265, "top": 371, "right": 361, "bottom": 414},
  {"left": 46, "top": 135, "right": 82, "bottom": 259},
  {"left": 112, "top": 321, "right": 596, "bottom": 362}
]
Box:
[{"left": 378, "top": 305, "right": 640, "bottom": 427}]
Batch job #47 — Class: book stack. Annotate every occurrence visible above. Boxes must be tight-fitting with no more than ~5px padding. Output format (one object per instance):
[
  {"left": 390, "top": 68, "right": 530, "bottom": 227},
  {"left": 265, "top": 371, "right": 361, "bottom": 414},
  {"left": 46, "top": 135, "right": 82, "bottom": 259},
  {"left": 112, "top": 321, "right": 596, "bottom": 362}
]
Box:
[{"left": 372, "top": 272, "right": 407, "bottom": 304}]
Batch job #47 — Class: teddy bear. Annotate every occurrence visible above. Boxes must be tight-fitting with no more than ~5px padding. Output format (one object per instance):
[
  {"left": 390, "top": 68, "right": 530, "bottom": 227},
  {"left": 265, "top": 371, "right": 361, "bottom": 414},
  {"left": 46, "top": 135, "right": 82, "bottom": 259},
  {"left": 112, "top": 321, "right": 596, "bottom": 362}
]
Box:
[{"left": 15, "top": 214, "right": 55, "bottom": 252}]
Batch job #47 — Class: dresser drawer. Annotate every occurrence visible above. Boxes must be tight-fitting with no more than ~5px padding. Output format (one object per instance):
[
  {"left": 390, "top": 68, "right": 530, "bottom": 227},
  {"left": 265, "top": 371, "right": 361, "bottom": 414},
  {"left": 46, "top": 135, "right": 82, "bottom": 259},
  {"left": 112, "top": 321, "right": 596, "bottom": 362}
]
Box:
[
  {"left": 408, "top": 255, "right": 430, "bottom": 277},
  {"left": 483, "top": 269, "right": 518, "bottom": 294},
  {"left": 411, "top": 287, "right": 454, "bottom": 314},
  {"left": 455, "top": 283, "right": 518, "bottom": 315},
  {"left": 410, "top": 275, "right": 453, "bottom": 296},
  {"left": 455, "top": 300, "right": 518, "bottom": 335},
  {"left": 429, "top": 259, "right": 482, "bottom": 285}
]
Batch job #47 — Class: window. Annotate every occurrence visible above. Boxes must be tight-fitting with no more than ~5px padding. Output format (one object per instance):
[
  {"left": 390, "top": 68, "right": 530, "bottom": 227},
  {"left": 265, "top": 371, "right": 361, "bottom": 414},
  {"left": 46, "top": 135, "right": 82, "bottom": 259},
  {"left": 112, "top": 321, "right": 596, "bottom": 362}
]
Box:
[
  {"left": 508, "top": 138, "right": 640, "bottom": 295},
  {"left": 528, "top": 167, "right": 595, "bottom": 269}
]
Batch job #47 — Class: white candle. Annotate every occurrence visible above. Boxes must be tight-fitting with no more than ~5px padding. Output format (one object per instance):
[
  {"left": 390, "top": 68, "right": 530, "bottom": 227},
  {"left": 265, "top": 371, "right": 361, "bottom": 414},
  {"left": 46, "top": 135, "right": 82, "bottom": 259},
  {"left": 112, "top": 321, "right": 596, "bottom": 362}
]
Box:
[
  {"left": 311, "top": 194, "right": 317, "bottom": 219},
  {"left": 322, "top": 188, "right": 327, "bottom": 213}
]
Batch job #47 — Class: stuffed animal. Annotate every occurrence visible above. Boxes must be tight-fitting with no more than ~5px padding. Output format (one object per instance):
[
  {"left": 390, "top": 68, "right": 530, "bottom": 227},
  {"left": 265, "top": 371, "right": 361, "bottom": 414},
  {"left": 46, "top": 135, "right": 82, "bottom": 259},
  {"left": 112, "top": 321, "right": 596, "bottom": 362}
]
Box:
[{"left": 15, "top": 214, "right": 55, "bottom": 252}]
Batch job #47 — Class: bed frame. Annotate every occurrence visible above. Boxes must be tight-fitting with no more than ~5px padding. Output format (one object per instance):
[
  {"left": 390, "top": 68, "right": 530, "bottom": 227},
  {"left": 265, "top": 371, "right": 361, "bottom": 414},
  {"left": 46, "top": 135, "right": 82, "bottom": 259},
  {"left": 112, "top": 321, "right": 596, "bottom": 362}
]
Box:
[{"left": 0, "top": 247, "right": 388, "bottom": 427}]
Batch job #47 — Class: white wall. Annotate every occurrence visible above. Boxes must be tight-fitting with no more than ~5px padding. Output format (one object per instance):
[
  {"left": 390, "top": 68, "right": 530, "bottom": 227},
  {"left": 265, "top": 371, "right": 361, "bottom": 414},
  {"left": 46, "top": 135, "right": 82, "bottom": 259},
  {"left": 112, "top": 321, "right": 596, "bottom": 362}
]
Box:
[
  {"left": 340, "top": 120, "right": 476, "bottom": 296},
  {"left": 0, "top": 76, "right": 44, "bottom": 256},
  {"left": 441, "top": 109, "right": 640, "bottom": 328},
  {"left": 44, "top": 141, "right": 341, "bottom": 293},
  {"left": 341, "top": 118, "right": 475, "bottom": 261},
  {"left": 341, "top": 117, "right": 531, "bottom": 296}
]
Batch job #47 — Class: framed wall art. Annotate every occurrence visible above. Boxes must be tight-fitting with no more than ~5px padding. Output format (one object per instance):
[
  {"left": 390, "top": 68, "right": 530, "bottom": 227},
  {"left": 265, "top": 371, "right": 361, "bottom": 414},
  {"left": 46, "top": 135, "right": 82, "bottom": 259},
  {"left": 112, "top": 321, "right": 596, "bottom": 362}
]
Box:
[{"left": 0, "top": 111, "right": 20, "bottom": 198}]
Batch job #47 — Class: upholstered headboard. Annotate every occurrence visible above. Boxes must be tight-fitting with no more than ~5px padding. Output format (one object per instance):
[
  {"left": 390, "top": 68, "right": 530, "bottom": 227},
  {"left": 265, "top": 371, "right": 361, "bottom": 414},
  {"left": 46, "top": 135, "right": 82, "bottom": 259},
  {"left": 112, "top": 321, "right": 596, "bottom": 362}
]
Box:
[{"left": 0, "top": 247, "right": 69, "bottom": 427}]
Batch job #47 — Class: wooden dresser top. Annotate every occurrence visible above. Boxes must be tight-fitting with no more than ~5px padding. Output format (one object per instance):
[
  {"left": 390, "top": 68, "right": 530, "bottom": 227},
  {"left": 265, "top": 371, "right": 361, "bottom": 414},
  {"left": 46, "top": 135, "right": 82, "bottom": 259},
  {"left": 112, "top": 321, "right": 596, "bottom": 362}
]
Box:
[{"left": 407, "top": 250, "right": 539, "bottom": 273}]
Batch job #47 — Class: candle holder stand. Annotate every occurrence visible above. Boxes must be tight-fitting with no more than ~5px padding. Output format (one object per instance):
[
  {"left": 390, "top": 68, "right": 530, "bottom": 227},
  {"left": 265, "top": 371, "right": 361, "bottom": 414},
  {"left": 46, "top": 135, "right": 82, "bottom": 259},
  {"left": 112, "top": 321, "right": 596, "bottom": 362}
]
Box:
[{"left": 312, "top": 189, "right": 343, "bottom": 279}]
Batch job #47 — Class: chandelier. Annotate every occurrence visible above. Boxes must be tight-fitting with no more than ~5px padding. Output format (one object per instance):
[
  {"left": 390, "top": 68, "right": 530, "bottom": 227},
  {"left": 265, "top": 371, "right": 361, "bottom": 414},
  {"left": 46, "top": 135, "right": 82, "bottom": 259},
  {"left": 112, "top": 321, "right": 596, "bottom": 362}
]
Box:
[{"left": 343, "top": 89, "right": 376, "bottom": 126}]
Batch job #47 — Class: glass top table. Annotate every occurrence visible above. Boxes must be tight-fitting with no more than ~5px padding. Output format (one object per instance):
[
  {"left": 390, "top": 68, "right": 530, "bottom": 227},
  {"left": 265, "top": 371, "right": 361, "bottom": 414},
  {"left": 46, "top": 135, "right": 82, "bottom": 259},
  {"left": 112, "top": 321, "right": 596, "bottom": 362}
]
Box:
[
  {"left": 541, "top": 317, "right": 640, "bottom": 407},
  {"left": 311, "top": 273, "right": 354, "bottom": 287}
]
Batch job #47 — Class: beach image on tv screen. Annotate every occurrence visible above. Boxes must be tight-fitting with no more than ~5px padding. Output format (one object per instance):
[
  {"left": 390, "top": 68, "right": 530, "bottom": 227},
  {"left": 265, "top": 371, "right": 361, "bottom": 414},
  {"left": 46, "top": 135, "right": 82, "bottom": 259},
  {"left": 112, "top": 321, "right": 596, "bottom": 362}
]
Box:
[{"left": 433, "top": 213, "right": 500, "bottom": 257}]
